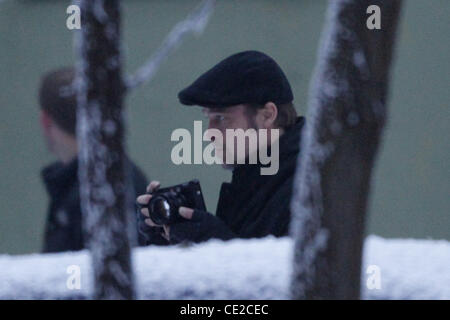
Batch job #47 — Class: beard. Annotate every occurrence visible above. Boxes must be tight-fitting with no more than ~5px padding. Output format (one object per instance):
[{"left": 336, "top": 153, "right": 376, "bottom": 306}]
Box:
[{"left": 220, "top": 118, "right": 260, "bottom": 170}]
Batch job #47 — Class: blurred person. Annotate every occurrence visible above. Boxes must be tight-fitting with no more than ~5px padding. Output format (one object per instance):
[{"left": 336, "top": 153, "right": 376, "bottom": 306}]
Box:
[{"left": 39, "top": 67, "right": 149, "bottom": 253}]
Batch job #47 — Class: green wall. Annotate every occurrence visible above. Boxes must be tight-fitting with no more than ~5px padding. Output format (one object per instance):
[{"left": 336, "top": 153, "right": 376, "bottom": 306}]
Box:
[{"left": 0, "top": 0, "right": 449, "bottom": 254}]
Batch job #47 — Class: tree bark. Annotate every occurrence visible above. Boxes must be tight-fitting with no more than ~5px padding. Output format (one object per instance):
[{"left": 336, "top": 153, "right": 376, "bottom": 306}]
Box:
[
  {"left": 75, "top": 0, "right": 134, "bottom": 299},
  {"left": 290, "top": 0, "right": 402, "bottom": 299}
]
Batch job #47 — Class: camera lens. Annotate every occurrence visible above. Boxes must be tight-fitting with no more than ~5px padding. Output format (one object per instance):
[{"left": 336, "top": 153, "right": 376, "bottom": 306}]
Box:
[
  {"left": 148, "top": 189, "right": 187, "bottom": 225},
  {"left": 149, "top": 195, "right": 171, "bottom": 225}
]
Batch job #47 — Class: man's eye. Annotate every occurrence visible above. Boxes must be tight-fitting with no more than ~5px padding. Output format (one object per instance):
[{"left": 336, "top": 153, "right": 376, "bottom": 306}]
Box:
[{"left": 215, "top": 115, "right": 225, "bottom": 122}]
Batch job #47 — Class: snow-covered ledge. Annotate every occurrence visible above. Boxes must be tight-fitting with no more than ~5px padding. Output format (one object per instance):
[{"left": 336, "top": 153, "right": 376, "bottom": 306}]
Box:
[{"left": 0, "top": 236, "right": 449, "bottom": 299}]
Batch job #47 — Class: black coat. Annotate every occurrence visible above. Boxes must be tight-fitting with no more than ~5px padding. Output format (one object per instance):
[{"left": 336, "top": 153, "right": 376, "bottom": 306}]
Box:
[
  {"left": 41, "top": 157, "right": 148, "bottom": 253},
  {"left": 216, "top": 117, "right": 305, "bottom": 238},
  {"left": 160, "top": 117, "right": 305, "bottom": 244}
]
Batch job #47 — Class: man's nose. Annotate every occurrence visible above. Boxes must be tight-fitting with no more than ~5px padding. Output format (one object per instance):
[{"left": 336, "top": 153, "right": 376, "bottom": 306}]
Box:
[
  {"left": 207, "top": 120, "right": 217, "bottom": 131},
  {"left": 206, "top": 121, "right": 216, "bottom": 141}
]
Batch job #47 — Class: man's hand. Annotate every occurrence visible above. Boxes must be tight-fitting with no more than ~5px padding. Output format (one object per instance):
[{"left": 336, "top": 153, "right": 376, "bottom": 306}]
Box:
[
  {"left": 170, "top": 208, "right": 236, "bottom": 243},
  {"left": 137, "top": 180, "right": 170, "bottom": 240},
  {"left": 136, "top": 180, "right": 196, "bottom": 242},
  {"left": 137, "top": 180, "right": 235, "bottom": 244}
]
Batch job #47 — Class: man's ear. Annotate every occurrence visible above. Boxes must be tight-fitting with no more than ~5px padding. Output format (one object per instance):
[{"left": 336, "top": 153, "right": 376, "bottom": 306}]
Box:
[
  {"left": 261, "top": 102, "right": 278, "bottom": 129},
  {"left": 40, "top": 110, "right": 53, "bottom": 136}
]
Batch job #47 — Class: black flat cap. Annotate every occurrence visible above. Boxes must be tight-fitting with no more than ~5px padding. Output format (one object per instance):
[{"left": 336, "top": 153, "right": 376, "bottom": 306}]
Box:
[{"left": 178, "top": 50, "right": 293, "bottom": 107}]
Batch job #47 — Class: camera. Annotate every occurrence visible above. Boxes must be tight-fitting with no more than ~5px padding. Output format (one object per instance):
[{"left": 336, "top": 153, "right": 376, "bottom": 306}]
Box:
[{"left": 139, "top": 179, "right": 206, "bottom": 225}]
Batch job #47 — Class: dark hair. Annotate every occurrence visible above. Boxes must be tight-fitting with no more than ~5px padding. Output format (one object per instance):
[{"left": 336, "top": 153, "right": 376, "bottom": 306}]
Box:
[
  {"left": 39, "top": 67, "right": 77, "bottom": 135},
  {"left": 245, "top": 102, "right": 298, "bottom": 130}
]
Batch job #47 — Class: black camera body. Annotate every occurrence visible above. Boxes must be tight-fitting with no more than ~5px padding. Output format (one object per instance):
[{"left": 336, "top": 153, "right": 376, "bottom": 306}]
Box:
[{"left": 142, "top": 179, "right": 206, "bottom": 225}]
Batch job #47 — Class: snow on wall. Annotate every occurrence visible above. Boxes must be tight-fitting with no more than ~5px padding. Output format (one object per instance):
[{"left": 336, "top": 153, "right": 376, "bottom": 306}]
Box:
[{"left": 0, "top": 236, "right": 448, "bottom": 300}]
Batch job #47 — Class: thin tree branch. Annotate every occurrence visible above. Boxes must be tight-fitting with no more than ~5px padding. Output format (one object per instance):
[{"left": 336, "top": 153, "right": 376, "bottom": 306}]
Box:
[{"left": 125, "top": 0, "right": 216, "bottom": 90}]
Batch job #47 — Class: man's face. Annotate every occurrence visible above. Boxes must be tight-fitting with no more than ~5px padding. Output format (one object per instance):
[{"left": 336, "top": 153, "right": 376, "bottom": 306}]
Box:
[
  {"left": 203, "top": 104, "right": 254, "bottom": 133},
  {"left": 202, "top": 104, "right": 259, "bottom": 167},
  {"left": 39, "top": 110, "right": 56, "bottom": 153},
  {"left": 39, "top": 109, "right": 78, "bottom": 164}
]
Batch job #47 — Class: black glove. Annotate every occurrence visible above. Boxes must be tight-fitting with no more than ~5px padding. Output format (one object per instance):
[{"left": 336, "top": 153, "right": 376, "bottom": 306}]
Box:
[
  {"left": 169, "top": 210, "right": 236, "bottom": 244},
  {"left": 137, "top": 205, "right": 169, "bottom": 246}
]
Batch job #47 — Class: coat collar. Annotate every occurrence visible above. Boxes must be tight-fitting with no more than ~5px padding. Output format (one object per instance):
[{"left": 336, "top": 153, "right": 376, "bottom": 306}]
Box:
[
  {"left": 231, "top": 116, "right": 305, "bottom": 182},
  {"left": 41, "top": 157, "right": 79, "bottom": 198}
]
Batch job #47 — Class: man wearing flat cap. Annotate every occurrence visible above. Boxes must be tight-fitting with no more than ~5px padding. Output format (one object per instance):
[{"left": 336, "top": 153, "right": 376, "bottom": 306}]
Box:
[{"left": 137, "top": 50, "right": 305, "bottom": 244}]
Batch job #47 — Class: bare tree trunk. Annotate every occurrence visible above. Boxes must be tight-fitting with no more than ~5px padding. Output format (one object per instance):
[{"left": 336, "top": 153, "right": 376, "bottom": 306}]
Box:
[
  {"left": 290, "top": 0, "right": 402, "bottom": 299},
  {"left": 75, "top": 0, "right": 134, "bottom": 299}
]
